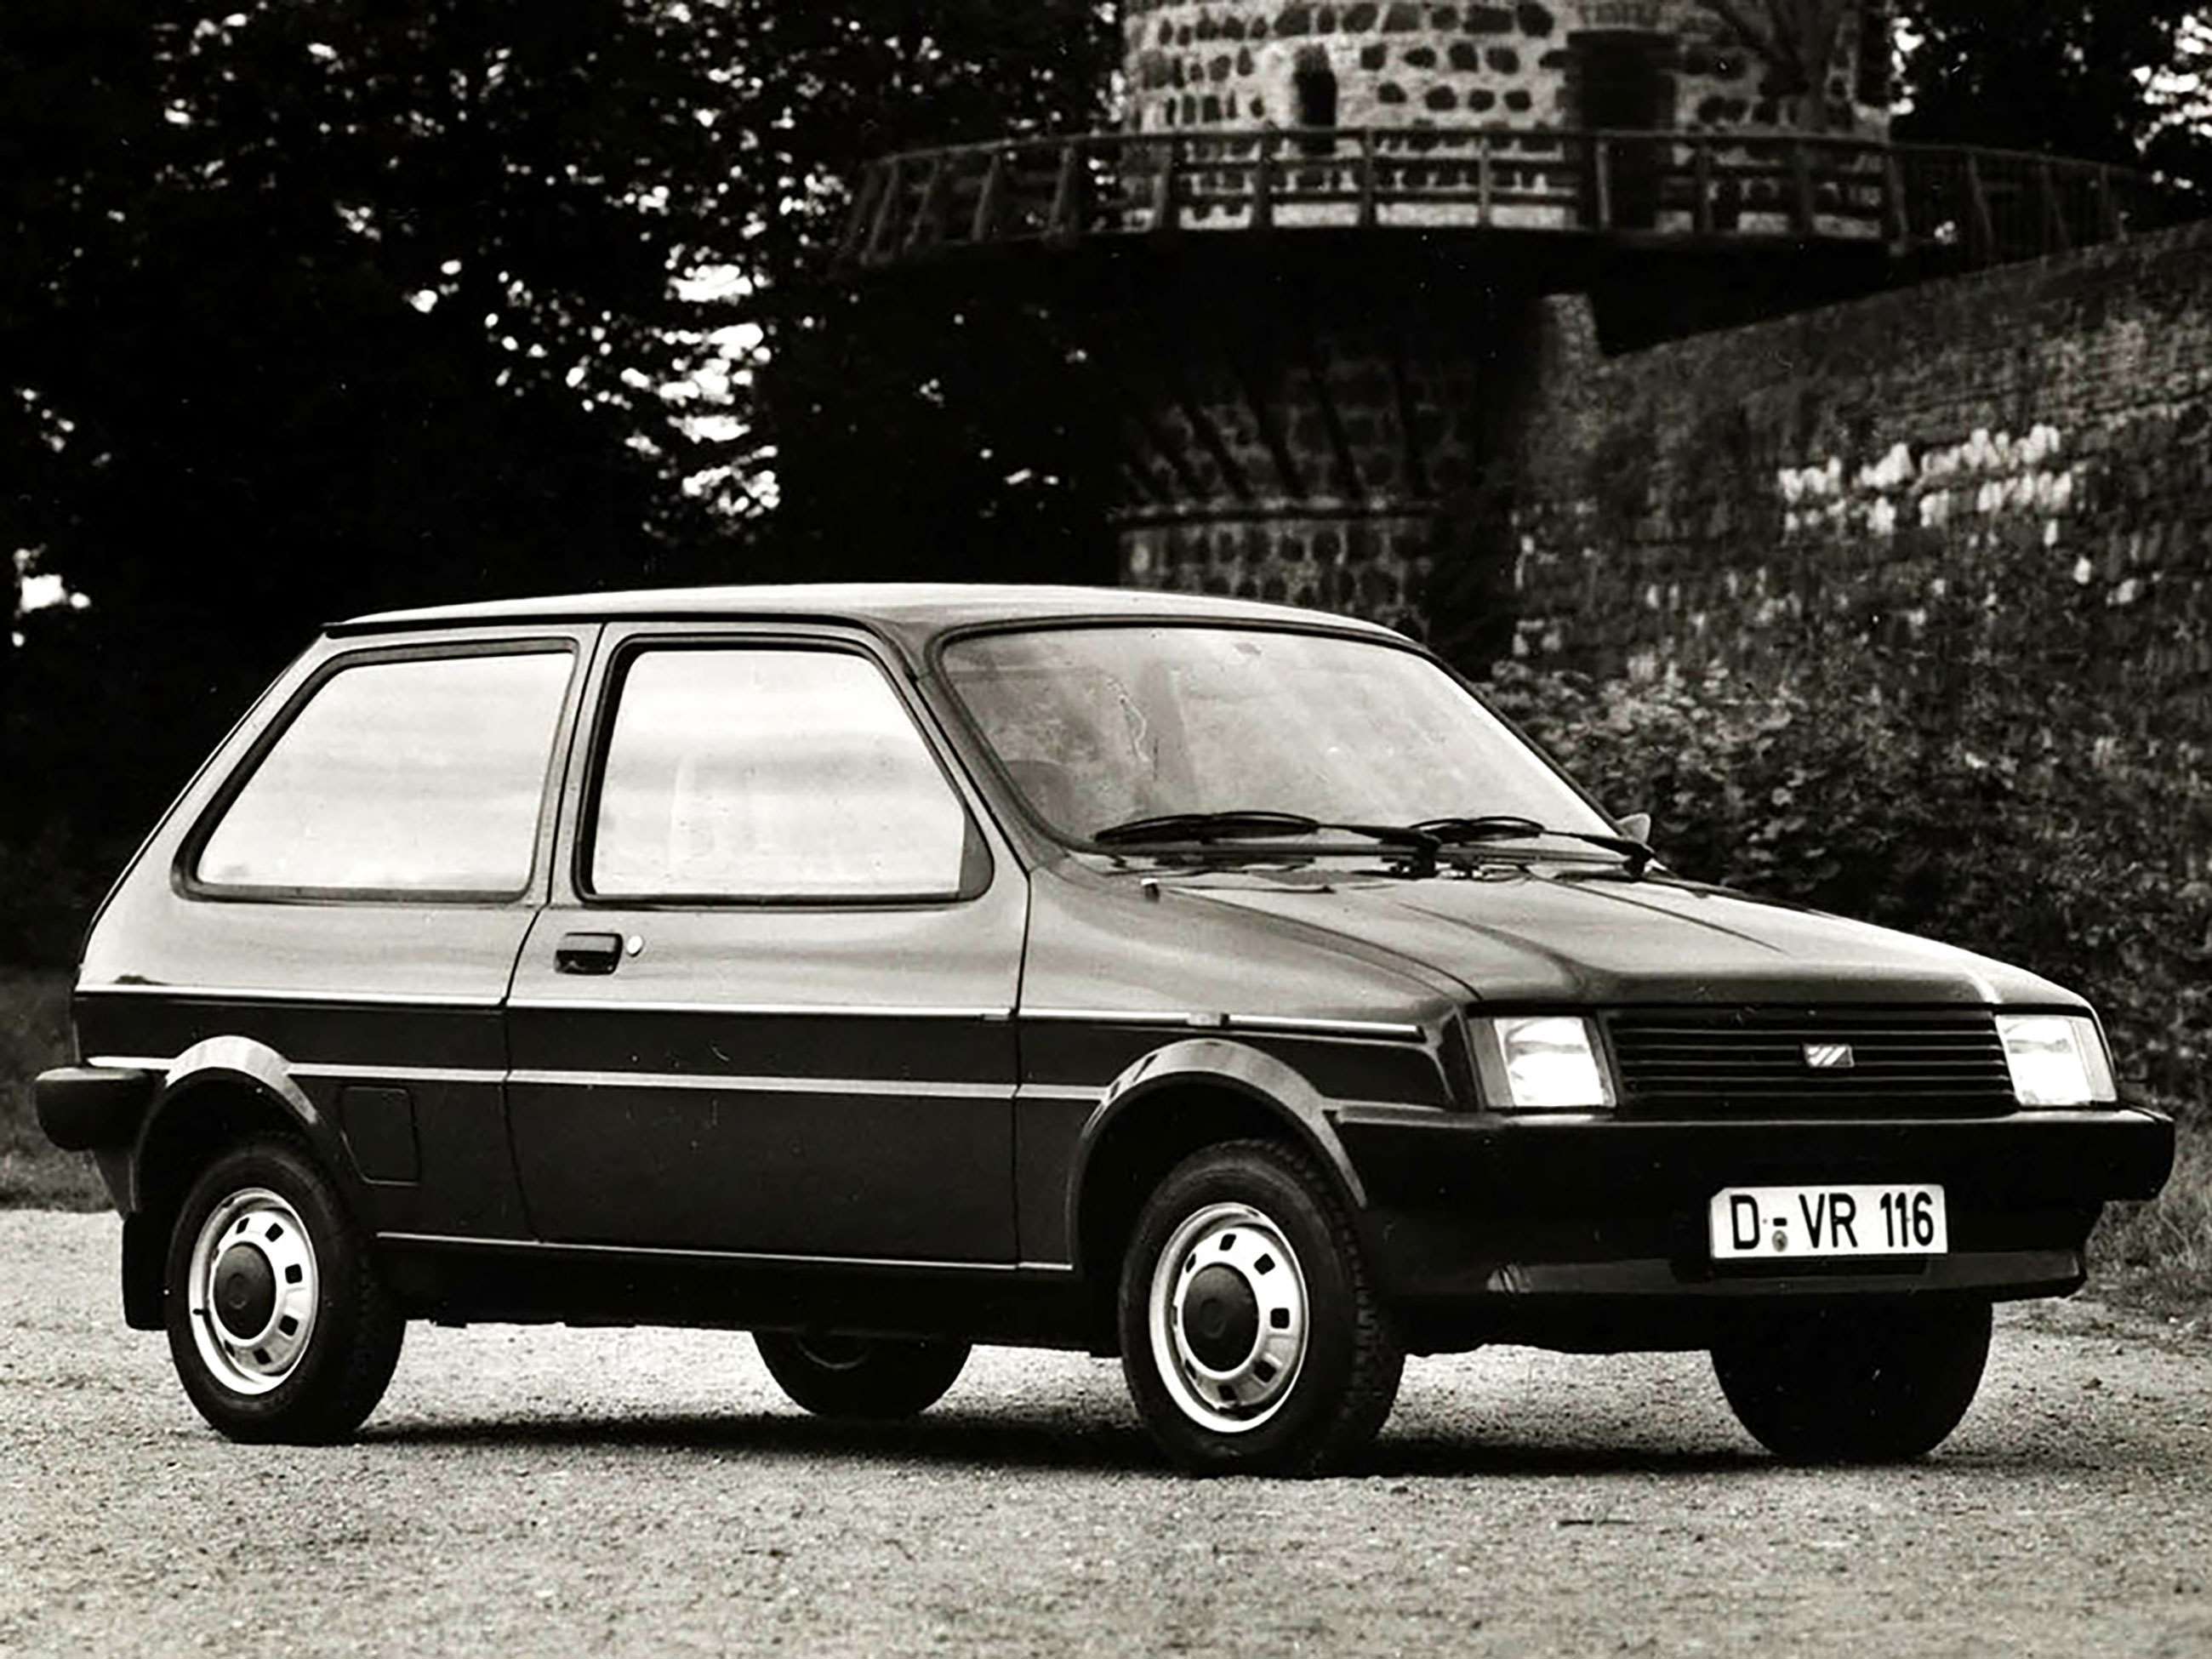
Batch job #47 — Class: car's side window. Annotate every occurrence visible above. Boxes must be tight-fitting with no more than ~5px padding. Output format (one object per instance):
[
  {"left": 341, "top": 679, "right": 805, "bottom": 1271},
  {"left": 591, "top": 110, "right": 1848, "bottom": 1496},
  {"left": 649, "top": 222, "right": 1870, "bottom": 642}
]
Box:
[
  {"left": 194, "top": 648, "right": 573, "bottom": 898},
  {"left": 586, "top": 646, "right": 974, "bottom": 902}
]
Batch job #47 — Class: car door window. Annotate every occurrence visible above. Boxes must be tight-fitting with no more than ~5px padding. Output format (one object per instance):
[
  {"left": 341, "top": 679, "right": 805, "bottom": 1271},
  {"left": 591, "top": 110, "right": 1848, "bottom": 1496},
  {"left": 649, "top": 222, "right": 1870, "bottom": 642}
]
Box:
[
  {"left": 194, "top": 648, "right": 573, "bottom": 897},
  {"left": 587, "top": 647, "right": 972, "bottom": 901}
]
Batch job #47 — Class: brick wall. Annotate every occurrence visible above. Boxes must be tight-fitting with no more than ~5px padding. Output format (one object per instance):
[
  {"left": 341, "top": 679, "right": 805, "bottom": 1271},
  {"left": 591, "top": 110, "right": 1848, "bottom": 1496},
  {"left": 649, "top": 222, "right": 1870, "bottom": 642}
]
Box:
[{"left": 1512, "top": 219, "right": 2212, "bottom": 760}]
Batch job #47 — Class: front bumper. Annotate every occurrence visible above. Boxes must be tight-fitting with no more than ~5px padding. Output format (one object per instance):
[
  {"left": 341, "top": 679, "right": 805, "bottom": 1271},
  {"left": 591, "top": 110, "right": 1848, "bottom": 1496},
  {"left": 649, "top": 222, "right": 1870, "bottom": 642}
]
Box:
[{"left": 1332, "top": 1104, "right": 2175, "bottom": 1349}]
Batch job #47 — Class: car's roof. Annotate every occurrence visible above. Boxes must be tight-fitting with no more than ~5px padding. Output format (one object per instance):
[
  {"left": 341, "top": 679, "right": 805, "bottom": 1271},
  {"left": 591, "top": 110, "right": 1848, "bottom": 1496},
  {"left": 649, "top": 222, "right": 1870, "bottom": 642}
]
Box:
[{"left": 332, "top": 583, "right": 1405, "bottom": 662}]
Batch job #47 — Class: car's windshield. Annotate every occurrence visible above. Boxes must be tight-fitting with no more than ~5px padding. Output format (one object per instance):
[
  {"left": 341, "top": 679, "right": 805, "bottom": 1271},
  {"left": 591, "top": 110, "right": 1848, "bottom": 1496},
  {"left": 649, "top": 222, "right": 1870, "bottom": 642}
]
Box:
[{"left": 940, "top": 624, "right": 1612, "bottom": 847}]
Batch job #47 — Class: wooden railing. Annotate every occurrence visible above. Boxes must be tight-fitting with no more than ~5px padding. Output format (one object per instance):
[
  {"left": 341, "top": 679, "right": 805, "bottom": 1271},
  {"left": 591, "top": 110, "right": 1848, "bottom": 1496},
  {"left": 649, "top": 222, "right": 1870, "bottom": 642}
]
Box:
[{"left": 837, "top": 127, "right": 2150, "bottom": 271}]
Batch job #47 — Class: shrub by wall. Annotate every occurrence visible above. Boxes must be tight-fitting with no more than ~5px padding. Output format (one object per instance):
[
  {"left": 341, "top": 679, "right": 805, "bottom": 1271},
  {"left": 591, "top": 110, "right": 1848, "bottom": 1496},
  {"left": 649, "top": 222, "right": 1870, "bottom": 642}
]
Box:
[{"left": 1489, "top": 655, "right": 2212, "bottom": 1120}]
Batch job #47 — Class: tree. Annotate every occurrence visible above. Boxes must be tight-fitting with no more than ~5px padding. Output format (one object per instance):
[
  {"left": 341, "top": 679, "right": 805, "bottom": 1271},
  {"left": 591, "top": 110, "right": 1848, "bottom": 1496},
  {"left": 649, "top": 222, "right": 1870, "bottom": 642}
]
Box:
[
  {"left": 1894, "top": 2, "right": 2212, "bottom": 215},
  {"left": 0, "top": 2, "right": 1123, "bottom": 959},
  {"left": 717, "top": 3, "right": 1120, "bottom": 584},
  {"left": 1, "top": 0, "right": 763, "bottom": 953}
]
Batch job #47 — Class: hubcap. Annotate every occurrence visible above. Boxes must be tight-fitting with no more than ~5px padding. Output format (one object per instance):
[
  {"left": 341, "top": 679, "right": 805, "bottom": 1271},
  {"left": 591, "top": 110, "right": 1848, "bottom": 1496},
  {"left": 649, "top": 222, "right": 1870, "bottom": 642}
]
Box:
[
  {"left": 1148, "top": 1201, "right": 1309, "bottom": 1434},
  {"left": 213, "top": 1245, "right": 277, "bottom": 1339},
  {"left": 186, "top": 1188, "right": 319, "bottom": 1395}
]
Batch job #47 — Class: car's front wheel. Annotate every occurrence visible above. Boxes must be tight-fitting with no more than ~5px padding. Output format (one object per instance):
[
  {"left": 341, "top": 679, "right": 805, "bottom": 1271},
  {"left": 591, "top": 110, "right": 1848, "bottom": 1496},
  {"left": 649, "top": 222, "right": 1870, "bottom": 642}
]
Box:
[
  {"left": 1711, "top": 1297, "right": 1993, "bottom": 1463},
  {"left": 752, "top": 1332, "right": 970, "bottom": 1419},
  {"left": 163, "top": 1137, "right": 404, "bottom": 1443},
  {"left": 1117, "top": 1139, "right": 1403, "bottom": 1476}
]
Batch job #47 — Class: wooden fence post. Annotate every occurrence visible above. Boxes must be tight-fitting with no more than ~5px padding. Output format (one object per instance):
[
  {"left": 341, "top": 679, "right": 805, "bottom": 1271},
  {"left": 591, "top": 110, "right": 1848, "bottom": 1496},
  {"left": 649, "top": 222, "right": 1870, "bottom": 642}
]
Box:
[
  {"left": 1046, "top": 140, "right": 1087, "bottom": 244},
  {"left": 1150, "top": 137, "right": 1180, "bottom": 233},
  {"left": 864, "top": 156, "right": 905, "bottom": 264},
  {"left": 2036, "top": 160, "right": 2071, "bottom": 255},
  {"left": 1882, "top": 151, "right": 1908, "bottom": 248},
  {"left": 1964, "top": 151, "right": 1995, "bottom": 265},
  {"left": 1789, "top": 140, "right": 1816, "bottom": 235},
  {"left": 970, "top": 149, "right": 1009, "bottom": 245}
]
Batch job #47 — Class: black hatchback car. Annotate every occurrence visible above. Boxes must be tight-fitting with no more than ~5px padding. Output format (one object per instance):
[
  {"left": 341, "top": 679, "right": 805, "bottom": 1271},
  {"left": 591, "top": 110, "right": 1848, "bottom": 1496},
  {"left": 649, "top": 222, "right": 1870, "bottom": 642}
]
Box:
[{"left": 38, "top": 584, "right": 2174, "bottom": 1474}]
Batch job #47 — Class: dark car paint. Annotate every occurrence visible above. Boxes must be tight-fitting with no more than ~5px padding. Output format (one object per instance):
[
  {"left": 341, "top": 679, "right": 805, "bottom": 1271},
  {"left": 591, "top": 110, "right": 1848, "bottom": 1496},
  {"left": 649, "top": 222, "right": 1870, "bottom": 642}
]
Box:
[
  {"left": 501, "top": 621, "right": 1028, "bottom": 1263},
  {"left": 1169, "top": 864, "right": 2075, "bottom": 1008},
  {"left": 39, "top": 585, "right": 2177, "bottom": 1352}
]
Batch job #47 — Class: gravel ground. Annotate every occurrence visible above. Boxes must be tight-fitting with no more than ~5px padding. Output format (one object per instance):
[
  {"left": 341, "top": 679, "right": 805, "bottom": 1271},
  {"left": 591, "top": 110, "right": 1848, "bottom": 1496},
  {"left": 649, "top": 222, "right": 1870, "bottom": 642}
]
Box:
[{"left": 3, "top": 1212, "right": 2209, "bottom": 1658}]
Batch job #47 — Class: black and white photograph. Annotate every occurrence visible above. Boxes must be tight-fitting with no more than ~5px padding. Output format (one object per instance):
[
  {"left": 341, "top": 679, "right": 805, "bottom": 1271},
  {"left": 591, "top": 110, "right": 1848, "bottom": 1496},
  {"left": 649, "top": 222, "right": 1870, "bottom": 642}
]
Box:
[{"left": 3, "top": 3, "right": 2209, "bottom": 1654}]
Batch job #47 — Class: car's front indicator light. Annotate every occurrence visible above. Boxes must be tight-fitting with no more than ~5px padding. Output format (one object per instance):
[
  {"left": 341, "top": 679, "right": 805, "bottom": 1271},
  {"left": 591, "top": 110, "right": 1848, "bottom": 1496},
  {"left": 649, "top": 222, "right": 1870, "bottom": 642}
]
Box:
[
  {"left": 1489, "top": 1016, "right": 1616, "bottom": 1111},
  {"left": 1997, "top": 1013, "right": 2117, "bottom": 1107}
]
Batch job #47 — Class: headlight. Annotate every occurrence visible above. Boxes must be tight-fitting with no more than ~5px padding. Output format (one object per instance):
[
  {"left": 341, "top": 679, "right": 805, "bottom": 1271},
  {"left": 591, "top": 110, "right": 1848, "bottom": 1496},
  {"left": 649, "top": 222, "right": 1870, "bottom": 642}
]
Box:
[
  {"left": 1997, "top": 1013, "right": 2117, "bottom": 1107},
  {"left": 1482, "top": 1015, "right": 1616, "bottom": 1111}
]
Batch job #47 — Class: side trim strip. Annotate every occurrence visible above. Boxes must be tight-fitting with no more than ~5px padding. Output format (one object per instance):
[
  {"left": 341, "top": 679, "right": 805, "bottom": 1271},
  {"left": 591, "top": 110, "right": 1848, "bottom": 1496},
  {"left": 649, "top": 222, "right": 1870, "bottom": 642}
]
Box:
[
  {"left": 507, "top": 998, "right": 1014, "bottom": 1022},
  {"left": 508, "top": 1069, "right": 1011, "bottom": 1099},
  {"left": 85, "top": 1055, "right": 175, "bottom": 1076},
  {"left": 92, "top": 1058, "right": 1019, "bottom": 1097},
  {"left": 375, "top": 1233, "right": 1035, "bottom": 1274},
  {"left": 77, "top": 983, "right": 500, "bottom": 1011},
  {"left": 292, "top": 1063, "right": 508, "bottom": 1087},
  {"left": 1021, "top": 1007, "right": 1426, "bottom": 1042}
]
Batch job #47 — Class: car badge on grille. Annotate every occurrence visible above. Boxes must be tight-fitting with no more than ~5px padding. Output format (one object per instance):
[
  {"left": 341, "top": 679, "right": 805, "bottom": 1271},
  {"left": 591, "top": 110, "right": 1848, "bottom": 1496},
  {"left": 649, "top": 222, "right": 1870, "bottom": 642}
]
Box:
[{"left": 1802, "top": 1042, "right": 1856, "bottom": 1070}]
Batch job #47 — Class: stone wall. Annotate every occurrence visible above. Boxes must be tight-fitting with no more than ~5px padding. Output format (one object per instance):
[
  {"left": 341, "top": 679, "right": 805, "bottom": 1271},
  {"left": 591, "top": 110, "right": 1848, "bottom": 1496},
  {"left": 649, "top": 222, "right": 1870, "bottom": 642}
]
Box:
[
  {"left": 1511, "top": 219, "right": 2212, "bottom": 756},
  {"left": 1120, "top": 0, "right": 1890, "bottom": 139},
  {"left": 1115, "top": 309, "right": 1519, "bottom": 642}
]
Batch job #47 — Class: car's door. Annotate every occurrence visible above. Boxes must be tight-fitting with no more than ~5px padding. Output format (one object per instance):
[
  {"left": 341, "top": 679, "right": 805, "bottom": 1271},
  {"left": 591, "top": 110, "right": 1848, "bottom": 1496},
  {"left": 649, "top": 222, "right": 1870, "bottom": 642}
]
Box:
[
  {"left": 503, "top": 622, "right": 1026, "bottom": 1263},
  {"left": 76, "top": 629, "right": 596, "bottom": 1240}
]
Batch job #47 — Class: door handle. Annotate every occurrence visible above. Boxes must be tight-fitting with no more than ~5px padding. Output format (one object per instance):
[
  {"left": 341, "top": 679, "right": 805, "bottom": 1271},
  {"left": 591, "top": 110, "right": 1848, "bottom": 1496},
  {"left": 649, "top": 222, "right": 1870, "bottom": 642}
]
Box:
[{"left": 554, "top": 932, "right": 625, "bottom": 976}]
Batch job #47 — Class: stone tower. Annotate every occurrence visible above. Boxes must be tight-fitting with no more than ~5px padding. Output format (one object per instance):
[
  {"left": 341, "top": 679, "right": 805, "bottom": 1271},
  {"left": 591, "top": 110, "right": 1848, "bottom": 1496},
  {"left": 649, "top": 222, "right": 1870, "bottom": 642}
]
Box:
[{"left": 842, "top": 1, "right": 2139, "bottom": 653}]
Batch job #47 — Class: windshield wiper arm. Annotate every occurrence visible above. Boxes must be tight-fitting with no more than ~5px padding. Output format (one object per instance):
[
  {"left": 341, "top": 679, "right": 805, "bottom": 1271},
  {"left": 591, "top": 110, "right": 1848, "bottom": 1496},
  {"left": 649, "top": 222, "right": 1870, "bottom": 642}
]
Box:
[
  {"left": 1092, "top": 810, "right": 1325, "bottom": 846},
  {"left": 1411, "top": 815, "right": 1658, "bottom": 875},
  {"left": 1092, "top": 811, "right": 1442, "bottom": 870}
]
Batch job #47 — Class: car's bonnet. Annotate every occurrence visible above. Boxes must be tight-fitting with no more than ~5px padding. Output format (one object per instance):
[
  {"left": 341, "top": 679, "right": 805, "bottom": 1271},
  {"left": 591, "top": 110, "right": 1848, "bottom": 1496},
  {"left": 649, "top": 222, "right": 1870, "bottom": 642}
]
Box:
[{"left": 1161, "top": 865, "right": 2078, "bottom": 1008}]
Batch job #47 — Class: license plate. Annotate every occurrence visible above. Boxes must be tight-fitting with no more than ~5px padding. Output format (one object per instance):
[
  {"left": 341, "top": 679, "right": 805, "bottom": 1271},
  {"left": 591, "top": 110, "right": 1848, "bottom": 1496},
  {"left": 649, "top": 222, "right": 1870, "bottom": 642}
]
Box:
[{"left": 1707, "top": 1183, "right": 1948, "bottom": 1261}]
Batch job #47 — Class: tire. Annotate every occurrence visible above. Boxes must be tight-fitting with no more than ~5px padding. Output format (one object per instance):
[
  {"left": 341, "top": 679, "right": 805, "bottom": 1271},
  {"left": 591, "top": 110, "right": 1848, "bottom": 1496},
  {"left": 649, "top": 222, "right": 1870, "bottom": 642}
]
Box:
[
  {"left": 163, "top": 1137, "right": 405, "bottom": 1444},
  {"left": 1712, "top": 1297, "right": 1993, "bottom": 1464},
  {"left": 1117, "top": 1139, "right": 1403, "bottom": 1477},
  {"left": 753, "top": 1331, "right": 970, "bottom": 1419}
]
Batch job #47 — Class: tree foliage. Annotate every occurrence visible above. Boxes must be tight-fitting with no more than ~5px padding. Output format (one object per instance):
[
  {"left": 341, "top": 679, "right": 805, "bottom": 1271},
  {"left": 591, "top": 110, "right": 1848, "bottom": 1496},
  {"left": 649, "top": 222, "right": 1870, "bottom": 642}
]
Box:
[
  {"left": 717, "top": 3, "right": 1119, "bottom": 585},
  {"left": 3, "top": 0, "right": 765, "bottom": 896},
  {"left": 0, "top": 2, "right": 1116, "bottom": 958},
  {"left": 1895, "top": 2, "right": 2212, "bottom": 214}
]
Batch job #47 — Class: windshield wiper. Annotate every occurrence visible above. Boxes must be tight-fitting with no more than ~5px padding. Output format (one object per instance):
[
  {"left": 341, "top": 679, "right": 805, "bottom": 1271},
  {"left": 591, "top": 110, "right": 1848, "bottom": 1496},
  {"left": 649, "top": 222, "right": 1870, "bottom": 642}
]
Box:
[
  {"left": 1092, "top": 810, "right": 1323, "bottom": 845},
  {"left": 1092, "top": 810, "right": 1441, "bottom": 869},
  {"left": 1411, "top": 814, "right": 1658, "bottom": 875}
]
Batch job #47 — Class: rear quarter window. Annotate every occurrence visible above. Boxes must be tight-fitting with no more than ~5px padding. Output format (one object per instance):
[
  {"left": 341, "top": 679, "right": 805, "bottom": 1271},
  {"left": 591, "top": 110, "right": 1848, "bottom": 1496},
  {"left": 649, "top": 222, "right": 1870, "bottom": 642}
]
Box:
[{"left": 191, "top": 647, "right": 573, "bottom": 898}]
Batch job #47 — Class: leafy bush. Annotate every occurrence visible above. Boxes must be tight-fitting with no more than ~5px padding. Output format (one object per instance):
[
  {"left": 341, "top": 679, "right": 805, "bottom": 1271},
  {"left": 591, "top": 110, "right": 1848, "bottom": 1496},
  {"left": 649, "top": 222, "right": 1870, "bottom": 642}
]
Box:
[{"left": 1486, "top": 657, "right": 2212, "bottom": 1120}]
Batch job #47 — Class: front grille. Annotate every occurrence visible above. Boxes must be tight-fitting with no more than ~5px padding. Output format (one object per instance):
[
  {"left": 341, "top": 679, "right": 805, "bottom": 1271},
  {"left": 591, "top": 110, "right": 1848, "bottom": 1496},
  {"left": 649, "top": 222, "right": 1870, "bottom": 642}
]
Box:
[{"left": 1605, "top": 1006, "right": 2015, "bottom": 1117}]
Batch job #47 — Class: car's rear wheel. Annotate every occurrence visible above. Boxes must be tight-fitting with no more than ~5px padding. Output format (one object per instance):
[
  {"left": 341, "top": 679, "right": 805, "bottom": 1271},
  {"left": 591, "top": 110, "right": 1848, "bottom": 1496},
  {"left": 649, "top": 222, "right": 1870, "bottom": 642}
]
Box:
[
  {"left": 752, "top": 1331, "right": 970, "bottom": 1419},
  {"left": 1711, "top": 1297, "right": 1993, "bottom": 1464},
  {"left": 163, "top": 1137, "right": 404, "bottom": 1443},
  {"left": 1117, "top": 1139, "right": 1402, "bottom": 1476}
]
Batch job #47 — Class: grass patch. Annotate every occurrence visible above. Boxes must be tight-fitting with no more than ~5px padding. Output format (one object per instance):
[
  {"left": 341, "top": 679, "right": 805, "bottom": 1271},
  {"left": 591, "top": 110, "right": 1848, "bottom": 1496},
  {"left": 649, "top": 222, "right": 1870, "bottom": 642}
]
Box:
[
  {"left": 2090, "top": 1115, "right": 2212, "bottom": 1322},
  {"left": 0, "top": 966, "right": 106, "bottom": 1210}
]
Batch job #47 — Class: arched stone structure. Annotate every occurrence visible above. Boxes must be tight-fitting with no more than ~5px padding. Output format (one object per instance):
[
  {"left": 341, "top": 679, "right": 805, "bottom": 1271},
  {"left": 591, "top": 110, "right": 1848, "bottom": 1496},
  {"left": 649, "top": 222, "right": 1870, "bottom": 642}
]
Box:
[{"left": 840, "top": 3, "right": 2144, "bottom": 657}]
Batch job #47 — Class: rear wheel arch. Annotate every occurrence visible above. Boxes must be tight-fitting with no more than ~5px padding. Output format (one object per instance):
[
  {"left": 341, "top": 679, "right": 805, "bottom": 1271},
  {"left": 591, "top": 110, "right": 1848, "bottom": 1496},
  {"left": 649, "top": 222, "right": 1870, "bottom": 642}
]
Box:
[
  {"left": 123, "top": 1055, "right": 348, "bottom": 1329},
  {"left": 1068, "top": 1041, "right": 1369, "bottom": 1343}
]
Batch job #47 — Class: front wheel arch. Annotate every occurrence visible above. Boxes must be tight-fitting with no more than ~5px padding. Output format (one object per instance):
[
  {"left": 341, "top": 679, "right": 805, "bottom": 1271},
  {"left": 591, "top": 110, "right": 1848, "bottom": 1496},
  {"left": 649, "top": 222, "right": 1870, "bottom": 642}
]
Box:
[{"left": 1068, "top": 1042, "right": 1370, "bottom": 1347}]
